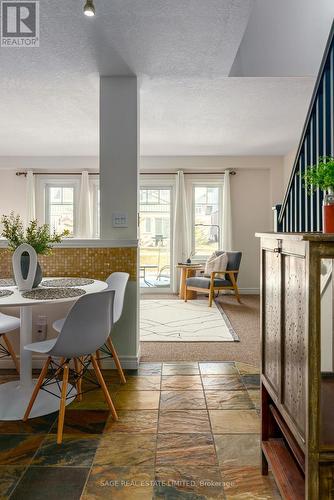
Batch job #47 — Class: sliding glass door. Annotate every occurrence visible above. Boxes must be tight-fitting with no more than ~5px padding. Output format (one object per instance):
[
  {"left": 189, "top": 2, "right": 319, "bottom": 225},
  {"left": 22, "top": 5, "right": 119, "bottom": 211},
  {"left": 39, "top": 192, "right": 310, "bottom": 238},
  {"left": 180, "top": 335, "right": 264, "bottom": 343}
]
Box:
[{"left": 139, "top": 186, "right": 173, "bottom": 291}]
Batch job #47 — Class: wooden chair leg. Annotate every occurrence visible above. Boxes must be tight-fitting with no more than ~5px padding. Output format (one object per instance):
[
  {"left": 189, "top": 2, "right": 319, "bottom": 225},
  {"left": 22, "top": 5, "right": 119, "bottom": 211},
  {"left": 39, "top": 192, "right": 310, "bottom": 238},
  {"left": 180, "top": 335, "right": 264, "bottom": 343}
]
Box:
[
  {"left": 235, "top": 286, "right": 241, "bottom": 303},
  {"left": 230, "top": 273, "right": 241, "bottom": 303},
  {"left": 23, "top": 356, "right": 51, "bottom": 421},
  {"left": 91, "top": 354, "right": 118, "bottom": 421},
  {"left": 209, "top": 284, "right": 214, "bottom": 307},
  {"left": 107, "top": 337, "right": 126, "bottom": 384},
  {"left": 73, "top": 358, "right": 83, "bottom": 401},
  {"left": 57, "top": 362, "right": 69, "bottom": 445},
  {"left": 2, "top": 334, "right": 20, "bottom": 374},
  {"left": 96, "top": 349, "right": 102, "bottom": 369}
]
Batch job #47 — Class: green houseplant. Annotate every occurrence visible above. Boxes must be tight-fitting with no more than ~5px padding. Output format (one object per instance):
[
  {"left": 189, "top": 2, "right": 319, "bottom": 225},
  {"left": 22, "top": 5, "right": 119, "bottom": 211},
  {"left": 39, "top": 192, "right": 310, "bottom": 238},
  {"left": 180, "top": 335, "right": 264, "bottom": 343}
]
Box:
[
  {"left": 303, "top": 156, "right": 334, "bottom": 233},
  {"left": 1, "top": 213, "right": 69, "bottom": 287}
]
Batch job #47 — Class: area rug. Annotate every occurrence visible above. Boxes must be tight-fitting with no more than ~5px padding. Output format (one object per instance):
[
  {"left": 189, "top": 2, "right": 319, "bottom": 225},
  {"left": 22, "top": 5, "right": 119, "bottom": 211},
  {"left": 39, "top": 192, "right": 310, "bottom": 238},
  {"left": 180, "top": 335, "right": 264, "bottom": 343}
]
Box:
[{"left": 140, "top": 299, "right": 239, "bottom": 342}]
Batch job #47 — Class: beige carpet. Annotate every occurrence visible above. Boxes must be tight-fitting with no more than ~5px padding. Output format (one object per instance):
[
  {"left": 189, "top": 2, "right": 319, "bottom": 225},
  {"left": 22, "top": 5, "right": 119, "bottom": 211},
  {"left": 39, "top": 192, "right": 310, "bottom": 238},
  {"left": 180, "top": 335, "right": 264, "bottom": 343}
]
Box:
[{"left": 140, "top": 294, "right": 260, "bottom": 367}]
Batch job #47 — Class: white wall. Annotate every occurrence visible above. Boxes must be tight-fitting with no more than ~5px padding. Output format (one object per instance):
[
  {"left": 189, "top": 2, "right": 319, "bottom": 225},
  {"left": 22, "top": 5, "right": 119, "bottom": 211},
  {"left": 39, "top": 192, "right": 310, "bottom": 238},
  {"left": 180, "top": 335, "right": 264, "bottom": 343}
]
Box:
[
  {"left": 283, "top": 148, "right": 297, "bottom": 194},
  {"left": 0, "top": 170, "right": 26, "bottom": 219}
]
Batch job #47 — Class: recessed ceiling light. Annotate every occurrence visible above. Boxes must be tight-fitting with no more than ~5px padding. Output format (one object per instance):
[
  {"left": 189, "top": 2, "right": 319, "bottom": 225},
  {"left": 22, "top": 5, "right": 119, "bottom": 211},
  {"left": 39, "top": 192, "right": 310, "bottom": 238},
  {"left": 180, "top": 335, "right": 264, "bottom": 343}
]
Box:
[{"left": 84, "top": 0, "right": 95, "bottom": 17}]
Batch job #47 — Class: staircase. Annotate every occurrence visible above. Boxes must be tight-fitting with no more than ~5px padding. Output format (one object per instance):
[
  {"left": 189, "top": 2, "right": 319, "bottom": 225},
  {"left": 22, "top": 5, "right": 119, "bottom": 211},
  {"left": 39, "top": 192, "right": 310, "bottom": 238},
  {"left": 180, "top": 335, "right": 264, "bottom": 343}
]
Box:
[{"left": 277, "top": 21, "right": 334, "bottom": 233}]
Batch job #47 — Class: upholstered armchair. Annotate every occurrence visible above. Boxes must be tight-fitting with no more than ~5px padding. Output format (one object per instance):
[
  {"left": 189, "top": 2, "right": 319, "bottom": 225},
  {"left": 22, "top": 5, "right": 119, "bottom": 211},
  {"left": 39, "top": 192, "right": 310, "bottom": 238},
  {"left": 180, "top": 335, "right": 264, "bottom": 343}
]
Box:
[{"left": 184, "top": 251, "right": 242, "bottom": 306}]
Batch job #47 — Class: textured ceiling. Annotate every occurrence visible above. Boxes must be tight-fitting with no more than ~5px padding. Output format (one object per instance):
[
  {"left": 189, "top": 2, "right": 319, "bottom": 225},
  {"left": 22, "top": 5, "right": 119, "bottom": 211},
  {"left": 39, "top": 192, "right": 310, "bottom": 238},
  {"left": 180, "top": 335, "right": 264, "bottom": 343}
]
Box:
[
  {"left": 141, "top": 77, "right": 315, "bottom": 155},
  {"left": 0, "top": 0, "right": 331, "bottom": 157}
]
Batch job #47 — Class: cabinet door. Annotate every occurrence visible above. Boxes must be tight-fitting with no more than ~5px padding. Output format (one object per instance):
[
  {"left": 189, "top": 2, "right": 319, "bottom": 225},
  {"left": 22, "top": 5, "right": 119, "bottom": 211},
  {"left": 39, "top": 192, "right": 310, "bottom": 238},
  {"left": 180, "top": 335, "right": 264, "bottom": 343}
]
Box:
[
  {"left": 262, "top": 248, "right": 281, "bottom": 398},
  {"left": 282, "top": 253, "right": 307, "bottom": 441}
]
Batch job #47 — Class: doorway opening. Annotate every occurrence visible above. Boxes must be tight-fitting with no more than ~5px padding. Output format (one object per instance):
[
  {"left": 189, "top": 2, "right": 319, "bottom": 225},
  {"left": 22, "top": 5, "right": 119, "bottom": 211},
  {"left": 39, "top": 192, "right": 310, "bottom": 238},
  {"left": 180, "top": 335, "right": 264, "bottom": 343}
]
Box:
[{"left": 139, "top": 186, "right": 173, "bottom": 292}]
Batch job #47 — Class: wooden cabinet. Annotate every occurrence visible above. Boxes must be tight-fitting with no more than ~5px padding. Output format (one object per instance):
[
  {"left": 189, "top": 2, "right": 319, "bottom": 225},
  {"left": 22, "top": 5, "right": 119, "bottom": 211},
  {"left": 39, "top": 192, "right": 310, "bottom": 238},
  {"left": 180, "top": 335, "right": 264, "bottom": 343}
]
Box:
[{"left": 257, "top": 233, "right": 334, "bottom": 500}]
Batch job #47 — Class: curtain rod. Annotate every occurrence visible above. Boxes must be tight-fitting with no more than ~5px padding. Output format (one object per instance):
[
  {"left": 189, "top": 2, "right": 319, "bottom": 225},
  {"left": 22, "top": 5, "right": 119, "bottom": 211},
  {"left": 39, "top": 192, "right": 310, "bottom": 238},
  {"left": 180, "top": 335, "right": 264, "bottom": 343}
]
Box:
[
  {"left": 16, "top": 172, "right": 99, "bottom": 177},
  {"left": 141, "top": 171, "right": 236, "bottom": 175},
  {"left": 16, "top": 170, "right": 236, "bottom": 177}
]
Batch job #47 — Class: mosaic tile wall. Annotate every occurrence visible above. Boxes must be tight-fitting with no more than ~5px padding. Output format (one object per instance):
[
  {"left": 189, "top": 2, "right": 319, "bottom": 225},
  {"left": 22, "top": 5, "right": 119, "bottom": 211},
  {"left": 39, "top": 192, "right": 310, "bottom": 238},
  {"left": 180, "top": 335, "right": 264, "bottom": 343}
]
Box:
[{"left": 0, "top": 247, "right": 137, "bottom": 281}]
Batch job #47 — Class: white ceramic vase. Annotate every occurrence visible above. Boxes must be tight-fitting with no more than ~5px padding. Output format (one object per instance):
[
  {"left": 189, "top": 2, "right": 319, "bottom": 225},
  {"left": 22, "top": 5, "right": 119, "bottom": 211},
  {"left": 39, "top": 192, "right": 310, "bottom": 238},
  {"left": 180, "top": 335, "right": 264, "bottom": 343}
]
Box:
[{"left": 12, "top": 243, "right": 38, "bottom": 291}]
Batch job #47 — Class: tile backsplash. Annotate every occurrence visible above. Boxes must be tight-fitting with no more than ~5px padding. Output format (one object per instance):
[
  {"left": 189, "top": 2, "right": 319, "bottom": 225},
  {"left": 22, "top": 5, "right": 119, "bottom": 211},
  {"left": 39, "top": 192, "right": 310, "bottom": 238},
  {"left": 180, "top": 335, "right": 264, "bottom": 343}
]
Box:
[{"left": 0, "top": 247, "right": 137, "bottom": 281}]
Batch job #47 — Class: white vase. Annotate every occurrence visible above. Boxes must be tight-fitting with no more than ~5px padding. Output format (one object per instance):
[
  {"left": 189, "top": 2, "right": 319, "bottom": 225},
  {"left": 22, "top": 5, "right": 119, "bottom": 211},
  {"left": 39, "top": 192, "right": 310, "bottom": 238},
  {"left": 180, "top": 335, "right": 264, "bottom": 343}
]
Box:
[{"left": 12, "top": 244, "right": 38, "bottom": 291}]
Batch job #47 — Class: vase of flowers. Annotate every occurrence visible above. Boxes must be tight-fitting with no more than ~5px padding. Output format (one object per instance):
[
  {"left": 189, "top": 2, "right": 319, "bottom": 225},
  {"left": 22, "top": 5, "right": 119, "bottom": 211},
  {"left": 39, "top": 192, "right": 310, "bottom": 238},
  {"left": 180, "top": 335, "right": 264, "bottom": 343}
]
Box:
[
  {"left": 1, "top": 213, "right": 69, "bottom": 288},
  {"left": 303, "top": 156, "right": 334, "bottom": 233}
]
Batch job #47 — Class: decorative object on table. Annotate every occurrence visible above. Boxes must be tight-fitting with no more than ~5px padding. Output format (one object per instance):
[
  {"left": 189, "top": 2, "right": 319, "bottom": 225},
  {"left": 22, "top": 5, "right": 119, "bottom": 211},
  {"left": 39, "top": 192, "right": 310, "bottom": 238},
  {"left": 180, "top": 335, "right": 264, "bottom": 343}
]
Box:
[
  {"left": 1, "top": 213, "right": 70, "bottom": 288},
  {"left": 303, "top": 156, "right": 334, "bottom": 233},
  {"left": 186, "top": 251, "right": 195, "bottom": 264},
  {"left": 140, "top": 299, "right": 239, "bottom": 342},
  {"left": 22, "top": 287, "right": 86, "bottom": 301},
  {"left": 185, "top": 251, "right": 242, "bottom": 306},
  {"left": 0, "top": 279, "right": 14, "bottom": 287},
  {"left": 12, "top": 243, "right": 38, "bottom": 292},
  {"left": 41, "top": 278, "right": 95, "bottom": 288},
  {"left": 0, "top": 290, "right": 14, "bottom": 298}
]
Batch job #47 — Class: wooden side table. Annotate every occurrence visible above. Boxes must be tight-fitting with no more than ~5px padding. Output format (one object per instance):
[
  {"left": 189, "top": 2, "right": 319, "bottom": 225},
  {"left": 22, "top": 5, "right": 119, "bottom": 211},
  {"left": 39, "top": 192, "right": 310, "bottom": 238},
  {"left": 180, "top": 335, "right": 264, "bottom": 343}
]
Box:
[{"left": 176, "top": 264, "right": 203, "bottom": 300}]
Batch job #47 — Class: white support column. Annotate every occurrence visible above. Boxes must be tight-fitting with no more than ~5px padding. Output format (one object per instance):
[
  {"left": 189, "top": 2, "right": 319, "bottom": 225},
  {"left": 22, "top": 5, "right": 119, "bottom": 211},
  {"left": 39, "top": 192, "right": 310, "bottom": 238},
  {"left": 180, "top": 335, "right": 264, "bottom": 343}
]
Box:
[
  {"left": 99, "top": 77, "right": 139, "bottom": 364},
  {"left": 100, "top": 76, "right": 139, "bottom": 240}
]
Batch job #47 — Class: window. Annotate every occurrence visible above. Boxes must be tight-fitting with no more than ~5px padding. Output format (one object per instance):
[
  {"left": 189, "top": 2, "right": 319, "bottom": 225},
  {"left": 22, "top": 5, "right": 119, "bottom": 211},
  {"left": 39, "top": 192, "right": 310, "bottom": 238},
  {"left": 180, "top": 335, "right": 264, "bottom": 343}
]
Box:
[
  {"left": 37, "top": 175, "right": 99, "bottom": 238},
  {"left": 45, "top": 185, "right": 76, "bottom": 235},
  {"left": 192, "top": 185, "right": 221, "bottom": 259}
]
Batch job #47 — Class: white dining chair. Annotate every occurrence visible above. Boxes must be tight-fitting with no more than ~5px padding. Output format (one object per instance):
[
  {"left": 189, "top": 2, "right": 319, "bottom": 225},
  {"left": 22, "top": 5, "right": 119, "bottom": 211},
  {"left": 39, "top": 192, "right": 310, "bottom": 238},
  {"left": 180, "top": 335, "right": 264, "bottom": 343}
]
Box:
[
  {"left": 0, "top": 313, "right": 20, "bottom": 373},
  {"left": 96, "top": 272, "right": 129, "bottom": 384},
  {"left": 53, "top": 272, "right": 129, "bottom": 384},
  {"left": 23, "top": 290, "right": 118, "bottom": 444}
]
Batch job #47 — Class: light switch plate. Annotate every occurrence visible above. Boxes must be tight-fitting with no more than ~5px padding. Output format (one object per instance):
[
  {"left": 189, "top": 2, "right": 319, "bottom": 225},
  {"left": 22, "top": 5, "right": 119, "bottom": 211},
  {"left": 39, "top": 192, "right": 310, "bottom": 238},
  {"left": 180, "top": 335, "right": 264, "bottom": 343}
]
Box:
[{"left": 112, "top": 212, "right": 128, "bottom": 228}]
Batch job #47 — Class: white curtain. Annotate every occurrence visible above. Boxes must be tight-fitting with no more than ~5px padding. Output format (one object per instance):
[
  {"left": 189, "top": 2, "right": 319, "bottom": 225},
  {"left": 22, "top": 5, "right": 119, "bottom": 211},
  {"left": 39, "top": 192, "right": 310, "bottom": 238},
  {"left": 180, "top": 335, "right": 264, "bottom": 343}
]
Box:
[
  {"left": 222, "top": 169, "right": 233, "bottom": 251},
  {"left": 26, "top": 170, "right": 36, "bottom": 225},
  {"left": 172, "top": 170, "right": 191, "bottom": 293},
  {"left": 78, "top": 171, "right": 92, "bottom": 238}
]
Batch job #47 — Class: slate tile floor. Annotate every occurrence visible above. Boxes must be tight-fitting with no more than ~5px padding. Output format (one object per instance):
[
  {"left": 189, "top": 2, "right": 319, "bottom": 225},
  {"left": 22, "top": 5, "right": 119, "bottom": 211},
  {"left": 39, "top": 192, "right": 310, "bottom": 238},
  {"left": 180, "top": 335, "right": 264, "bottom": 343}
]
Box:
[{"left": 0, "top": 362, "right": 280, "bottom": 499}]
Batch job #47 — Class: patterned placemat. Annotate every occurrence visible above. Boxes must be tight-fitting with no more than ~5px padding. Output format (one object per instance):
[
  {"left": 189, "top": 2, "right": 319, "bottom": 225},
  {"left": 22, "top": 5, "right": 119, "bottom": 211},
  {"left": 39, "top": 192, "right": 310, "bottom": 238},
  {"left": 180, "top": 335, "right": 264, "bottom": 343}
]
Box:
[
  {"left": 0, "top": 279, "right": 14, "bottom": 287},
  {"left": 0, "top": 290, "right": 14, "bottom": 298},
  {"left": 22, "top": 288, "right": 86, "bottom": 300},
  {"left": 41, "top": 278, "right": 95, "bottom": 288}
]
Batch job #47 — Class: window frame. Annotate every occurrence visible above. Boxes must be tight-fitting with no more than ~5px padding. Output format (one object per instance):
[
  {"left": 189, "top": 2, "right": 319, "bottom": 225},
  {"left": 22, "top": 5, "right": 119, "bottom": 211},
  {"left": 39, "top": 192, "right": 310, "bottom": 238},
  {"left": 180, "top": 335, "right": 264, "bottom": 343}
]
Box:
[
  {"left": 188, "top": 177, "right": 224, "bottom": 262},
  {"left": 36, "top": 175, "right": 81, "bottom": 237},
  {"left": 139, "top": 175, "right": 175, "bottom": 294}
]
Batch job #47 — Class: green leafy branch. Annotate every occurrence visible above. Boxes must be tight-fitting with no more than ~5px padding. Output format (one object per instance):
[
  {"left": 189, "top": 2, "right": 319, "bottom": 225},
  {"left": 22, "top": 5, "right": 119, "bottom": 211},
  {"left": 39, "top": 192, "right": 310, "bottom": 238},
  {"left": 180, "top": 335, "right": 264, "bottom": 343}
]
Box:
[
  {"left": 303, "top": 156, "right": 334, "bottom": 193},
  {"left": 1, "top": 212, "right": 70, "bottom": 255}
]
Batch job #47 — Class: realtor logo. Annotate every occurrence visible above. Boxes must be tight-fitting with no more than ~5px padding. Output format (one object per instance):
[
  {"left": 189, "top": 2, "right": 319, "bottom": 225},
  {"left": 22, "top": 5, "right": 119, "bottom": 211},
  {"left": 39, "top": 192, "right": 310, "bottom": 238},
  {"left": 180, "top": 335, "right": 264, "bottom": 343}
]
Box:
[{"left": 1, "top": 1, "right": 39, "bottom": 47}]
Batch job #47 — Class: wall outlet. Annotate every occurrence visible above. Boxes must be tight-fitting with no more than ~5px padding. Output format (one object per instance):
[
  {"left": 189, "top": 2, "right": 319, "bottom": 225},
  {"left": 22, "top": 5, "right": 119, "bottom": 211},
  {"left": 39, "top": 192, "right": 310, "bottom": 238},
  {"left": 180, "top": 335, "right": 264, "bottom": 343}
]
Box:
[{"left": 35, "top": 315, "right": 48, "bottom": 342}]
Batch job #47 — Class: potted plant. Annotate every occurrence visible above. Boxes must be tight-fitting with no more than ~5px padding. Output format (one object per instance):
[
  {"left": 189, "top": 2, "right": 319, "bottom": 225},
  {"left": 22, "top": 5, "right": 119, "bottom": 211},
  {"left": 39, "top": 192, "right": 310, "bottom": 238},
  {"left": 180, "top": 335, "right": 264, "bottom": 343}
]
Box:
[
  {"left": 303, "top": 156, "right": 334, "bottom": 233},
  {"left": 1, "top": 213, "right": 69, "bottom": 288}
]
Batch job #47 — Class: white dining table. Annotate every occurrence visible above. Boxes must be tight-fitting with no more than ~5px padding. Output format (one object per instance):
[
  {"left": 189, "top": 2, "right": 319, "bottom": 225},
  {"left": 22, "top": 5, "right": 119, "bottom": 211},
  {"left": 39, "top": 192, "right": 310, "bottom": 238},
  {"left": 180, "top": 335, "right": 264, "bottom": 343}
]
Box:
[{"left": 0, "top": 278, "right": 108, "bottom": 421}]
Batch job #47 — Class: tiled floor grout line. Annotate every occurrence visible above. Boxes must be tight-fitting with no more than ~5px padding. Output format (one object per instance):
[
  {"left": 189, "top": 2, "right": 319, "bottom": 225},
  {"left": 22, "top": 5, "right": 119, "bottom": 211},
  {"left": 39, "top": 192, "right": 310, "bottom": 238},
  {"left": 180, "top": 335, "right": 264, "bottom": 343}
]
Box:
[
  {"left": 152, "top": 362, "right": 163, "bottom": 495},
  {"left": 7, "top": 432, "right": 47, "bottom": 497},
  {"left": 199, "top": 362, "right": 227, "bottom": 500},
  {"left": 0, "top": 363, "right": 275, "bottom": 499},
  {"left": 8, "top": 411, "right": 58, "bottom": 499}
]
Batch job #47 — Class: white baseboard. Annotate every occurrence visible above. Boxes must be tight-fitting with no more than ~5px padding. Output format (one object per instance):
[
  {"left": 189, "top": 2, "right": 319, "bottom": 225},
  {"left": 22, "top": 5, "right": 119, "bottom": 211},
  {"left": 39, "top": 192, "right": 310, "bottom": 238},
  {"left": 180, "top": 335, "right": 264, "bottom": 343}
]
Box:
[
  {"left": 239, "top": 288, "right": 260, "bottom": 295},
  {"left": 0, "top": 353, "right": 141, "bottom": 371}
]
